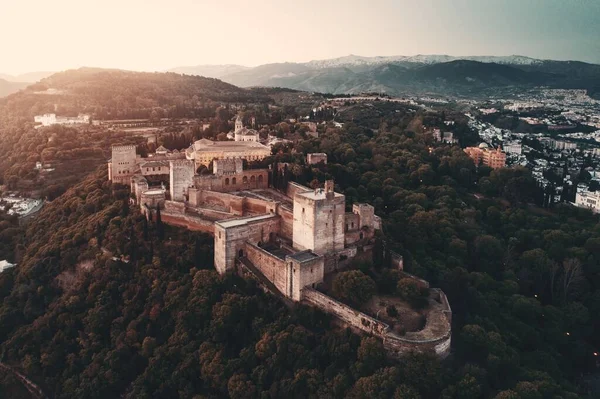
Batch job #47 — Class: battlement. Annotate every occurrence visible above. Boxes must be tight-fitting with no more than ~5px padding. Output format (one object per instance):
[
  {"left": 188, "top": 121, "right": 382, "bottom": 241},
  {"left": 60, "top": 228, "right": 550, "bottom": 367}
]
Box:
[
  {"left": 112, "top": 145, "right": 136, "bottom": 152},
  {"left": 170, "top": 159, "right": 194, "bottom": 168}
]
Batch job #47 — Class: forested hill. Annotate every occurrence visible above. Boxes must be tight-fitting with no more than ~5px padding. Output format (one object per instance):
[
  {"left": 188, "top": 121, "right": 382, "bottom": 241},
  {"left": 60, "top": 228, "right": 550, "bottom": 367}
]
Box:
[
  {"left": 1, "top": 99, "right": 600, "bottom": 397},
  {"left": 0, "top": 68, "right": 272, "bottom": 122}
]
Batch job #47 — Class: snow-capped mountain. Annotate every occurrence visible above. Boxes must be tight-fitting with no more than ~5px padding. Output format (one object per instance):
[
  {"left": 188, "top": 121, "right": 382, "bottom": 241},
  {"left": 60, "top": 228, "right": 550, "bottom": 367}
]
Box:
[{"left": 305, "top": 54, "right": 543, "bottom": 69}]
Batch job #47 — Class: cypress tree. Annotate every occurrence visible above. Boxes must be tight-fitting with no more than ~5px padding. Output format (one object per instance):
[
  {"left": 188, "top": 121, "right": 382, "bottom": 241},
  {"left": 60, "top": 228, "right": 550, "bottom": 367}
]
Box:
[{"left": 156, "top": 204, "right": 164, "bottom": 241}]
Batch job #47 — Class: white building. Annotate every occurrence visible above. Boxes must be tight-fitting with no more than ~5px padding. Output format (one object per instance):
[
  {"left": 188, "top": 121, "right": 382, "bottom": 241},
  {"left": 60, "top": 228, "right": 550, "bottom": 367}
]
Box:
[
  {"left": 34, "top": 113, "right": 90, "bottom": 127},
  {"left": 0, "top": 260, "right": 15, "bottom": 273},
  {"left": 575, "top": 191, "right": 600, "bottom": 213},
  {"left": 233, "top": 115, "right": 259, "bottom": 142},
  {"left": 503, "top": 142, "right": 523, "bottom": 155}
]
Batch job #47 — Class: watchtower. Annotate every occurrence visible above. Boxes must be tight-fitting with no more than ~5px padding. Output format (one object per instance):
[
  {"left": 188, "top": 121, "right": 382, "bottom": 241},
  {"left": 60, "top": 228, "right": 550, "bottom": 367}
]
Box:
[
  {"left": 110, "top": 145, "right": 136, "bottom": 184},
  {"left": 169, "top": 160, "right": 195, "bottom": 201},
  {"left": 293, "top": 180, "right": 345, "bottom": 254}
]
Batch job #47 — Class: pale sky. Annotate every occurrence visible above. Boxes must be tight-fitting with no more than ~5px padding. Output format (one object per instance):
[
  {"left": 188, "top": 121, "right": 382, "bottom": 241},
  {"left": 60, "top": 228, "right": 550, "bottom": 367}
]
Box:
[{"left": 1, "top": 0, "right": 599, "bottom": 75}]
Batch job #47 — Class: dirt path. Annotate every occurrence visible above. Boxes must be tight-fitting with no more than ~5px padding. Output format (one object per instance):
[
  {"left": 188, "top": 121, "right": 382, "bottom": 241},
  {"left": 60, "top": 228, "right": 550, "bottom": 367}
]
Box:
[{"left": 0, "top": 362, "right": 48, "bottom": 399}]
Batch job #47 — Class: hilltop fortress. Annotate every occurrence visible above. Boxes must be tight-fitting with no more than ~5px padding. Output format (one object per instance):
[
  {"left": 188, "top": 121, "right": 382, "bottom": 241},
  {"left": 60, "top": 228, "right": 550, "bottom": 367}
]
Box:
[{"left": 107, "top": 129, "right": 451, "bottom": 358}]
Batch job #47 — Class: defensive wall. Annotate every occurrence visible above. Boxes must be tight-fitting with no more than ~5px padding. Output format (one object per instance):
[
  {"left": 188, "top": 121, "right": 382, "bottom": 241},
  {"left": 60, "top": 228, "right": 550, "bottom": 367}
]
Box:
[
  {"left": 245, "top": 242, "right": 288, "bottom": 295},
  {"left": 301, "top": 287, "right": 452, "bottom": 358}
]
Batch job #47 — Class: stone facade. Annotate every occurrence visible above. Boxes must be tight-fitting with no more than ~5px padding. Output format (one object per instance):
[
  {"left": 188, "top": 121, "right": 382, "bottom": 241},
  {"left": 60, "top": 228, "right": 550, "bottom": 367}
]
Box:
[
  {"left": 109, "top": 145, "right": 137, "bottom": 184},
  {"left": 214, "top": 215, "right": 281, "bottom": 274},
  {"left": 185, "top": 139, "right": 271, "bottom": 168},
  {"left": 193, "top": 169, "right": 268, "bottom": 193},
  {"left": 293, "top": 182, "right": 345, "bottom": 254},
  {"left": 213, "top": 158, "right": 243, "bottom": 175},
  {"left": 169, "top": 160, "right": 195, "bottom": 202}
]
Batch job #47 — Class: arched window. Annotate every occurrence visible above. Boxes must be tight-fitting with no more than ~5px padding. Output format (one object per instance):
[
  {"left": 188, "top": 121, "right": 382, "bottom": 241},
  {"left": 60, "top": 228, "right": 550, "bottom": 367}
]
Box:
[
  {"left": 232, "top": 177, "right": 237, "bottom": 185},
  {"left": 250, "top": 175, "right": 256, "bottom": 183},
  {"left": 225, "top": 178, "right": 230, "bottom": 185},
  {"left": 258, "top": 175, "right": 264, "bottom": 184},
  {"left": 243, "top": 176, "right": 248, "bottom": 184},
  {"left": 238, "top": 249, "right": 244, "bottom": 258}
]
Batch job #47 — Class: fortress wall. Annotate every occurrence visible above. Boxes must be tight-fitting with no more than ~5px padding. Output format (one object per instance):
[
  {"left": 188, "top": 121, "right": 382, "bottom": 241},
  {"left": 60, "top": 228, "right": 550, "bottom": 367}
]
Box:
[
  {"left": 195, "top": 170, "right": 268, "bottom": 193},
  {"left": 301, "top": 288, "right": 388, "bottom": 336},
  {"left": 345, "top": 230, "right": 361, "bottom": 246},
  {"left": 244, "top": 197, "right": 271, "bottom": 215},
  {"left": 245, "top": 243, "right": 288, "bottom": 295},
  {"left": 215, "top": 216, "right": 281, "bottom": 273},
  {"left": 278, "top": 206, "right": 293, "bottom": 240},
  {"left": 159, "top": 211, "right": 215, "bottom": 233},
  {"left": 164, "top": 200, "right": 185, "bottom": 214},
  {"left": 190, "top": 190, "right": 244, "bottom": 215},
  {"left": 287, "top": 182, "right": 311, "bottom": 198},
  {"left": 301, "top": 287, "right": 452, "bottom": 359},
  {"left": 194, "top": 208, "right": 233, "bottom": 221}
]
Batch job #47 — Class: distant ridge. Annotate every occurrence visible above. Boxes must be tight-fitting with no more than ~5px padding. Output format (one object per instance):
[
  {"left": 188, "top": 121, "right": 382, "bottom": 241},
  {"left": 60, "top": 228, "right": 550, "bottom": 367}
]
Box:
[
  {"left": 167, "top": 54, "right": 600, "bottom": 98},
  {"left": 0, "top": 79, "right": 28, "bottom": 98},
  {"left": 0, "top": 71, "right": 55, "bottom": 83}
]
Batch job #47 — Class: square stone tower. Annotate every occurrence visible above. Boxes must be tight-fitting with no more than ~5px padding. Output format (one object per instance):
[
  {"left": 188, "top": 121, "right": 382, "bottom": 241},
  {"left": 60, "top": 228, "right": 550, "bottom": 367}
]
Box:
[
  {"left": 293, "top": 180, "right": 345, "bottom": 254},
  {"left": 110, "top": 145, "right": 137, "bottom": 184},
  {"left": 169, "top": 160, "right": 195, "bottom": 202}
]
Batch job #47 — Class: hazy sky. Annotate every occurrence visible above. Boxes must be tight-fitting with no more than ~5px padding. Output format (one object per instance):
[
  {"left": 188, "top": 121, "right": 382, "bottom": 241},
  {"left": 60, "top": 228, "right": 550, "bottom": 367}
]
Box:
[{"left": 1, "top": 0, "right": 599, "bottom": 74}]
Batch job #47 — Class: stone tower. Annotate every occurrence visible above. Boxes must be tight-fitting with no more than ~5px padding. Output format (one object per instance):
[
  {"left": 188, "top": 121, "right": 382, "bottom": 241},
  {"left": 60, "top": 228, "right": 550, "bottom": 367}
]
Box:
[
  {"left": 169, "top": 160, "right": 195, "bottom": 202},
  {"left": 293, "top": 180, "right": 345, "bottom": 254},
  {"left": 235, "top": 115, "right": 243, "bottom": 133},
  {"left": 110, "top": 145, "right": 136, "bottom": 184}
]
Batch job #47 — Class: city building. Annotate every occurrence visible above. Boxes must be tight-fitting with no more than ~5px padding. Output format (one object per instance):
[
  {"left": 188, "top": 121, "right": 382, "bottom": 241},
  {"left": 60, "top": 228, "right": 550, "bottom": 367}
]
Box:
[
  {"left": 575, "top": 191, "right": 600, "bottom": 213},
  {"left": 503, "top": 142, "right": 523, "bottom": 155},
  {"left": 464, "top": 144, "right": 506, "bottom": 169}
]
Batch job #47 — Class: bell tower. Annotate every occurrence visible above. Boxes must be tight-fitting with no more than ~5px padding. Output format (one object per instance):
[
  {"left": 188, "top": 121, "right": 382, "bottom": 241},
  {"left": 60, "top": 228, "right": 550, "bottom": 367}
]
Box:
[{"left": 235, "top": 115, "right": 243, "bottom": 133}]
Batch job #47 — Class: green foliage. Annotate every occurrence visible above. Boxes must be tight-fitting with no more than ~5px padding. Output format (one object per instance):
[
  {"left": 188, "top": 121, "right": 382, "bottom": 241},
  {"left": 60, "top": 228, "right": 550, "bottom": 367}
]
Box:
[
  {"left": 332, "top": 270, "right": 377, "bottom": 306},
  {"left": 396, "top": 278, "right": 428, "bottom": 309}
]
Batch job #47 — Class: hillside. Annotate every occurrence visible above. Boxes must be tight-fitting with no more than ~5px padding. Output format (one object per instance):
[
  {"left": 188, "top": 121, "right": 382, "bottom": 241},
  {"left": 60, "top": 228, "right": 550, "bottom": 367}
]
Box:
[
  {"left": 0, "top": 101, "right": 597, "bottom": 397},
  {"left": 0, "top": 68, "right": 272, "bottom": 121},
  {"left": 0, "top": 79, "right": 28, "bottom": 98}
]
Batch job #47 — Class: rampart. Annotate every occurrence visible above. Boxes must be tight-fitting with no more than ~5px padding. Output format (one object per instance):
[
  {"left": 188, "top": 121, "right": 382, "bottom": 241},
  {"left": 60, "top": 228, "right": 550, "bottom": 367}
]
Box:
[
  {"left": 301, "top": 288, "right": 452, "bottom": 358},
  {"left": 245, "top": 242, "right": 288, "bottom": 295}
]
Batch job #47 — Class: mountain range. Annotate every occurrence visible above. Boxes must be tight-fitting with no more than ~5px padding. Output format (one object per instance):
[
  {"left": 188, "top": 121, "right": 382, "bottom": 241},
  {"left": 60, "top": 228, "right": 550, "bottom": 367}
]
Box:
[
  {"left": 0, "top": 79, "right": 29, "bottom": 98},
  {"left": 0, "top": 71, "right": 56, "bottom": 98},
  {"left": 167, "top": 54, "right": 600, "bottom": 98},
  {"left": 0, "top": 71, "right": 55, "bottom": 83}
]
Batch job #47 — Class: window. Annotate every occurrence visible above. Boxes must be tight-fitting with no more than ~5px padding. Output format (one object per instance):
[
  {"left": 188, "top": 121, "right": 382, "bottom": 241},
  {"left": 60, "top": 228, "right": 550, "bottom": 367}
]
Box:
[
  {"left": 219, "top": 232, "right": 221, "bottom": 239},
  {"left": 225, "top": 178, "right": 230, "bottom": 185},
  {"left": 232, "top": 177, "right": 236, "bottom": 185},
  {"left": 243, "top": 176, "right": 248, "bottom": 184}
]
